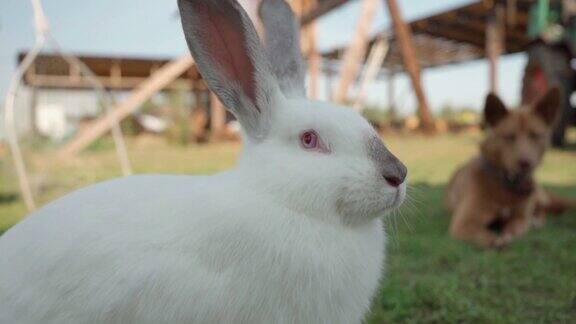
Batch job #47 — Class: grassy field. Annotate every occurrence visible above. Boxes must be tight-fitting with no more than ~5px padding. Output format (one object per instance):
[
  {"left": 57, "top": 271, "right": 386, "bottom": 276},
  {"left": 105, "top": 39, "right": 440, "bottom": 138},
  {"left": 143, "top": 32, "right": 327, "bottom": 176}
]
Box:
[{"left": 1, "top": 133, "right": 575, "bottom": 323}]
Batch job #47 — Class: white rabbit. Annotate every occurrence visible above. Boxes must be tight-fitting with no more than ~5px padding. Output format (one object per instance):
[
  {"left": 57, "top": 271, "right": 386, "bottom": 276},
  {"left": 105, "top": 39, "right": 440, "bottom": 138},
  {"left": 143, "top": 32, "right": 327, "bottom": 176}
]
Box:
[{"left": 0, "top": 0, "right": 407, "bottom": 323}]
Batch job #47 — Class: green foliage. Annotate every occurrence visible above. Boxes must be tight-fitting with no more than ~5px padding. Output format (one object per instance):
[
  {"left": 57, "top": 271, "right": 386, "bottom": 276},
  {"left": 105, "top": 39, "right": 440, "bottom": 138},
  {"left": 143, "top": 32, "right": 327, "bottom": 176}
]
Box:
[
  {"left": 86, "top": 136, "right": 116, "bottom": 152},
  {"left": 439, "top": 104, "right": 480, "bottom": 125},
  {"left": 119, "top": 117, "right": 143, "bottom": 137},
  {"left": 165, "top": 87, "right": 192, "bottom": 145},
  {"left": 140, "top": 100, "right": 160, "bottom": 115},
  {"left": 362, "top": 106, "right": 394, "bottom": 125},
  {"left": 0, "top": 155, "right": 22, "bottom": 235},
  {"left": 366, "top": 183, "right": 576, "bottom": 323}
]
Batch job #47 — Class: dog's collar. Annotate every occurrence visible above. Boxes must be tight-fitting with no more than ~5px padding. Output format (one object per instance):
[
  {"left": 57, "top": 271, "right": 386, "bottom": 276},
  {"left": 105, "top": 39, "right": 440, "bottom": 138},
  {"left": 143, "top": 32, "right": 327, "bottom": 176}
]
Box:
[{"left": 478, "top": 157, "right": 535, "bottom": 196}]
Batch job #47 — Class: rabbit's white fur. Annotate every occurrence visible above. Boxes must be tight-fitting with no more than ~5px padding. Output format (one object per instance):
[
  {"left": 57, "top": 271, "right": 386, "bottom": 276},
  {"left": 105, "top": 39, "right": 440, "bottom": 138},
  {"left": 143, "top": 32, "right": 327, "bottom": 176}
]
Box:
[{"left": 0, "top": 0, "right": 407, "bottom": 323}]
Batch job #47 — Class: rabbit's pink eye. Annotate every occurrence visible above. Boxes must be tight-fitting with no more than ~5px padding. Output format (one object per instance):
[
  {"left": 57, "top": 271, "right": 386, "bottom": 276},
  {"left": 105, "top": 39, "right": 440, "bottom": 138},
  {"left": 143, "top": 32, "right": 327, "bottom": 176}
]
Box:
[
  {"left": 299, "top": 130, "right": 330, "bottom": 154},
  {"left": 301, "top": 131, "right": 318, "bottom": 149}
]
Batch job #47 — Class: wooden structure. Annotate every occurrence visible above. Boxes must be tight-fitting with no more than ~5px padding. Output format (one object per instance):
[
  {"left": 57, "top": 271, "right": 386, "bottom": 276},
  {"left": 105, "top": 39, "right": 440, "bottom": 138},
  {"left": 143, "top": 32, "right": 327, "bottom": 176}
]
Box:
[
  {"left": 19, "top": 53, "right": 207, "bottom": 139},
  {"left": 296, "top": 0, "right": 321, "bottom": 99},
  {"left": 19, "top": 53, "right": 205, "bottom": 91},
  {"left": 19, "top": 0, "right": 535, "bottom": 154},
  {"left": 324, "top": 0, "right": 532, "bottom": 75},
  {"left": 300, "top": 0, "right": 351, "bottom": 25},
  {"left": 59, "top": 55, "right": 197, "bottom": 156},
  {"left": 333, "top": 0, "right": 379, "bottom": 104},
  {"left": 384, "top": 0, "right": 434, "bottom": 130},
  {"left": 321, "top": 0, "right": 539, "bottom": 131},
  {"left": 52, "top": 0, "right": 351, "bottom": 156}
]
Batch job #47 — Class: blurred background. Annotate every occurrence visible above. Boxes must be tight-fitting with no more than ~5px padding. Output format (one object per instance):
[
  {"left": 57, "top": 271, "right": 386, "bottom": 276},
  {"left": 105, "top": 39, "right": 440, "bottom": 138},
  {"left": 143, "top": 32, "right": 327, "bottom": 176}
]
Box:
[{"left": 1, "top": 0, "right": 575, "bottom": 322}]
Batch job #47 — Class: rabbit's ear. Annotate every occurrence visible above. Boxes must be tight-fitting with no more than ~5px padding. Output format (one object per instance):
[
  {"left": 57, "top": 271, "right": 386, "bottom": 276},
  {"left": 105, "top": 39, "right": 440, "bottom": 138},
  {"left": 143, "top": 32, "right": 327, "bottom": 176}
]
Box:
[
  {"left": 178, "top": 0, "right": 276, "bottom": 140},
  {"left": 259, "top": 0, "right": 306, "bottom": 97}
]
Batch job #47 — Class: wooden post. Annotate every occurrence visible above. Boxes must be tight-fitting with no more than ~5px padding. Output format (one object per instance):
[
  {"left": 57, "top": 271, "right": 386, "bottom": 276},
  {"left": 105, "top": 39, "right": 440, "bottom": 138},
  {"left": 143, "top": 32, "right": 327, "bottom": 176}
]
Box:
[
  {"left": 111, "top": 61, "right": 122, "bottom": 88},
  {"left": 333, "top": 0, "right": 378, "bottom": 104},
  {"left": 308, "top": 38, "right": 321, "bottom": 99},
  {"left": 300, "top": 0, "right": 349, "bottom": 26},
  {"left": 25, "top": 62, "right": 39, "bottom": 136},
  {"left": 388, "top": 71, "right": 396, "bottom": 119},
  {"left": 291, "top": 0, "right": 320, "bottom": 99},
  {"left": 353, "top": 37, "right": 389, "bottom": 111},
  {"left": 486, "top": 4, "right": 505, "bottom": 94},
  {"left": 69, "top": 61, "right": 80, "bottom": 83},
  {"left": 29, "top": 86, "right": 39, "bottom": 136},
  {"left": 507, "top": 0, "right": 517, "bottom": 26},
  {"left": 325, "top": 68, "right": 335, "bottom": 101},
  {"left": 384, "top": 0, "right": 434, "bottom": 131},
  {"left": 210, "top": 92, "right": 226, "bottom": 141},
  {"left": 58, "top": 55, "right": 194, "bottom": 156},
  {"left": 302, "top": 0, "right": 321, "bottom": 99}
]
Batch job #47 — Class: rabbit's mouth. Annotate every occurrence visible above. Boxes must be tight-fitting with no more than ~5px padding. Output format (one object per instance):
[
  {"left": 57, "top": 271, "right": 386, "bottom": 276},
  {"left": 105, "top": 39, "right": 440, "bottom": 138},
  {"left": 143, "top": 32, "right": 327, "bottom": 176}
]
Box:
[
  {"left": 335, "top": 181, "right": 406, "bottom": 224},
  {"left": 385, "top": 186, "right": 406, "bottom": 210}
]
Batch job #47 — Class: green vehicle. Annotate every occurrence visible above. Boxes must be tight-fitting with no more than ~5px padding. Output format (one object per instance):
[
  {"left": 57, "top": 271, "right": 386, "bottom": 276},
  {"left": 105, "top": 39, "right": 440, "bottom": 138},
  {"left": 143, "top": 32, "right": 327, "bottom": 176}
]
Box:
[{"left": 522, "top": 0, "right": 576, "bottom": 146}]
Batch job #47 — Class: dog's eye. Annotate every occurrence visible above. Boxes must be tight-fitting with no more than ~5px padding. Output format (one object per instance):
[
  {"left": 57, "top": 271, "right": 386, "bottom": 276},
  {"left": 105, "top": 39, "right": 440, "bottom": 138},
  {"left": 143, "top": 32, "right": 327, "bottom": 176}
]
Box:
[
  {"left": 529, "top": 131, "right": 542, "bottom": 141},
  {"left": 503, "top": 134, "right": 516, "bottom": 142},
  {"left": 299, "top": 130, "right": 330, "bottom": 154}
]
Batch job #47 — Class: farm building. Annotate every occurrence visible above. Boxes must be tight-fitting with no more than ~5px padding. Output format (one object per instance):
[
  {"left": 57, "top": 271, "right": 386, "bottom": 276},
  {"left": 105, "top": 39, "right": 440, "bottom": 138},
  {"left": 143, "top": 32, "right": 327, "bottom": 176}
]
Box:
[{"left": 8, "top": 53, "right": 206, "bottom": 141}]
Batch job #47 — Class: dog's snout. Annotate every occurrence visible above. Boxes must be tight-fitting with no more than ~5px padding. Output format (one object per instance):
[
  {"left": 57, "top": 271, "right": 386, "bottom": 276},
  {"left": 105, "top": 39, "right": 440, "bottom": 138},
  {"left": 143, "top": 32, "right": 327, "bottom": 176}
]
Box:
[
  {"left": 382, "top": 161, "right": 407, "bottom": 187},
  {"left": 517, "top": 159, "right": 533, "bottom": 172}
]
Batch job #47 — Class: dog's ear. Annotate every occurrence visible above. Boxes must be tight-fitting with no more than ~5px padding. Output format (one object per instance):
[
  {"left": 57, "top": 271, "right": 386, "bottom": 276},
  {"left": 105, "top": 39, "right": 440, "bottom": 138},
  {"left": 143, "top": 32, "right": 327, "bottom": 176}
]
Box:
[
  {"left": 484, "top": 93, "right": 509, "bottom": 128},
  {"left": 533, "top": 87, "right": 561, "bottom": 126}
]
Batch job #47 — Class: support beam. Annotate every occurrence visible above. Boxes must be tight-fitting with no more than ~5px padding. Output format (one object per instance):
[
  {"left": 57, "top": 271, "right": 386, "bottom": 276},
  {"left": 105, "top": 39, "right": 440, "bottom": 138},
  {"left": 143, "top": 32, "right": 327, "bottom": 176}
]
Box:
[
  {"left": 23, "top": 74, "right": 198, "bottom": 91},
  {"left": 30, "top": 86, "right": 39, "bottom": 136},
  {"left": 190, "top": 89, "right": 206, "bottom": 142},
  {"left": 413, "top": 21, "right": 487, "bottom": 49},
  {"left": 486, "top": 4, "right": 505, "bottom": 94},
  {"left": 210, "top": 92, "right": 226, "bottom": 141},
  {"left": 300, "top": 0, "right": 349, "bottom": 26},
  {"left": 299, "top": 0, "right": 321, "bottom": 99},
  {"left": 421, "top": 18, "right": 526, "bottom": 52},
  {"left": 353, "top": 37, "right": 389, "bottom": 111},
  {"left": 325, "top": 69, "right": 335, "bottom": 100},
  {"left": 384, "top": 0, "right": 434, "bottom": 131},
  {"left": 110, "top": 61, "right": 122, "bottom": 88},
  {"left": 388, "top": 72, "right": 396, "bottom": 119},
  {"left": 307, "top": 34, "right": 321, "bottom": 99},
  {"left": 333, "top": 0, "right": 378, "bottom": 104},
  {"left": 58, "top": 55, "right": 194, "bottom": 156}
]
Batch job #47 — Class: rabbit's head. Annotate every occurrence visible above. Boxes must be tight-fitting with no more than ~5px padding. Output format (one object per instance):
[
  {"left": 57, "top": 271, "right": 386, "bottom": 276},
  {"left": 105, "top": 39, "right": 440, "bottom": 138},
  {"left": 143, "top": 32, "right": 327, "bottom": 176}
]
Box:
[{"left": 179, "top": 0, "right": 407, "bottom": 225}]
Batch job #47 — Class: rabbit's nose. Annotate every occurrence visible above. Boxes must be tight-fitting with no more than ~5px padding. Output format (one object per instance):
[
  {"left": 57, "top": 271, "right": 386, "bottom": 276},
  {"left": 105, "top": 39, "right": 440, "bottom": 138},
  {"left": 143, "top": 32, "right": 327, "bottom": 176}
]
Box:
[
  {"left": 384, "top": 175, "right": 402, "bottom": 187},
  {"left": 382, "top": 161, "right": 407, "bottom": 187}
]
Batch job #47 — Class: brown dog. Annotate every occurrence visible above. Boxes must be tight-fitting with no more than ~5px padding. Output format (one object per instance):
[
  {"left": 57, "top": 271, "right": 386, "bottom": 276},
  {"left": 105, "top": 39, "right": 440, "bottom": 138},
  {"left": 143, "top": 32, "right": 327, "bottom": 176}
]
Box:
[{"left": 445, "top": 88, "right": 572, "bottom": 248}]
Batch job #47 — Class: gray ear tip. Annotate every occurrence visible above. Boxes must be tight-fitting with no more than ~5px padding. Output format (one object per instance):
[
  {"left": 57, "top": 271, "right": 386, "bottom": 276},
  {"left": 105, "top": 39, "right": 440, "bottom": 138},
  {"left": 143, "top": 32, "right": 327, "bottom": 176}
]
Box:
[
  {"left": 177, "top": 0, "right": 205, "bottom": 15},
  {"left": 259, "top": 0, "right": 294, "bottom": 18},
  {"left": 178, "top": 0, "right": 200, "bottom": 9},
  {"left": 177, "top": 0, "right": 187, "bottom": 11}
]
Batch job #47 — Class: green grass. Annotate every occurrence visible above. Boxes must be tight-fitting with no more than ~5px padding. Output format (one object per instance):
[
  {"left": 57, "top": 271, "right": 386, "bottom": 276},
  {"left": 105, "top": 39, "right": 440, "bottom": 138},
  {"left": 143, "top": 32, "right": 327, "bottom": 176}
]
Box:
[{"left": 1, "top": 133, "right": 575, "bottom": 322}]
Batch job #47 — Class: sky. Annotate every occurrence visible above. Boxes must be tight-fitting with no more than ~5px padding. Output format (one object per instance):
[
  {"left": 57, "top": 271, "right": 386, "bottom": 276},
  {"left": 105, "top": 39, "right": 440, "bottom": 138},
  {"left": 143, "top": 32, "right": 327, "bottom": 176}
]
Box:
[{"left": 0, "top": 0, "right": 526, "bottom": 115}]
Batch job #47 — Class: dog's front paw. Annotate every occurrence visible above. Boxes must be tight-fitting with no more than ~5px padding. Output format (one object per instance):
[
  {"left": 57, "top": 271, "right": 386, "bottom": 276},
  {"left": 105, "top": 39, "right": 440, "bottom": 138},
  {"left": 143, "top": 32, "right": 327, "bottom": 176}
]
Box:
[
  {"left": 531, "top": 216, "right": 546, "bottom": 229},
  {"left": 492, "top": 234, "right": 513, "bottom": 249}
]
